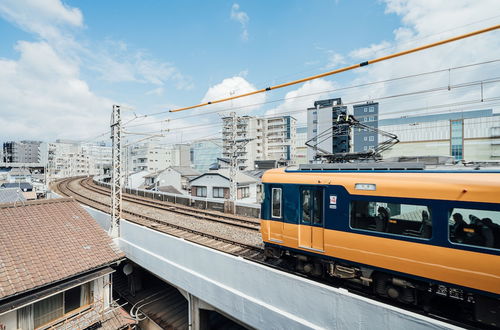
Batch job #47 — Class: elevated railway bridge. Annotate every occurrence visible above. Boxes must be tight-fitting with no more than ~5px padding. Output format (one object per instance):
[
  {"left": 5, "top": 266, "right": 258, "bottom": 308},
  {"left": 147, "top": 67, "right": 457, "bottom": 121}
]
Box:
[{"left": 52, "top": 176, "right": 461, "bottom": 329}]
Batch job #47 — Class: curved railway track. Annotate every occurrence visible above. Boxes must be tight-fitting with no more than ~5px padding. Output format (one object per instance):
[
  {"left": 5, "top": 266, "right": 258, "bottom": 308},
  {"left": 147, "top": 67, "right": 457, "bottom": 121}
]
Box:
[
  {"left": 82, "top": 177, "right": 260, "bottom": 231},
  {"left": 53, "top": 177, "right": 264, "bottom": 260},
  {"left": 53, "top": 176, "right": 473, "bottom": 329}
]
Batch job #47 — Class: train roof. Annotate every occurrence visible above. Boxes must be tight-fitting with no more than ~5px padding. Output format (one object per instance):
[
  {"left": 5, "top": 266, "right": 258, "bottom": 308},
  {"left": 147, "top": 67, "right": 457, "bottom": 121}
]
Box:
[{"left": 262, "top": 166, "right": 500, "bottom": 204}]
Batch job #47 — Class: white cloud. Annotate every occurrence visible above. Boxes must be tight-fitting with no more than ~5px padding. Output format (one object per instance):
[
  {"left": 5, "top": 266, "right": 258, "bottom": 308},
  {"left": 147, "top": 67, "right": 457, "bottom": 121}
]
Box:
[
  {"left": 341, "top": 0, "right": 500, "bottom": 120},
  {"left": 91, "top": 45, "right": 193, "bottom": 90},
  {"left": 230, "top": 3, "right": 249, "bottom": 41},
  {"left": 0, "top": 0, "right": 192, "bottom": 141},
  {"left": 0, "top": 41, "right": 112, "bottom": 141},
  {"left": 202, "top": 76, "right": 265, "bottom": 113},
  {"left": 0, "top": 0, "right": 82, "bottom": 40},
  {"left": 266, "top": 79, "right": 337, "bottom": 123},
  {"left": 145, "top": 87, "right": 165, "bottom": 96},
  {"left": 325, "top": 51, "right": 346, "bottom": 68},
  {"left": 349, "top": 41, "right": 391, "bottom": 60}
]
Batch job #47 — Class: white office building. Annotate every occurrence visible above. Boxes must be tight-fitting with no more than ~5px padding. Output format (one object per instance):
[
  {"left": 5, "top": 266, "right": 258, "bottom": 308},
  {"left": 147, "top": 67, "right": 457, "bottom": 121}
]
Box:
[{"left": 379, "top": 109, "right": 500, "bottom": 162}]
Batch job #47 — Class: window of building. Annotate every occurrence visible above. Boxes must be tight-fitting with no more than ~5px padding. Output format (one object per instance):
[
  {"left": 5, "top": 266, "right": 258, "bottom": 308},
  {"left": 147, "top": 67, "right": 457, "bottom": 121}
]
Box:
[
  {"left": 363, "top": 146, "right": 368, "bottom": 151},
  {"left": 238, "top": 186, "right": 250, "bottom": 199},
  {"left": 213, "top": 187, "right": 225, "bottom": 198},
  {"left": 301, "top": 188, "right": 323, "bottom": 225},
  {"left": 193, "top": 186, "right": 207, "bottom": 197},
  {"left": 369, "top": 136, "right": 375, "bottom": 141},
  {"left": 350, "top": 201, "right": 432, "bottom": 238},
  {"left": 363, "top": 137, "right": 368, "bottom": 141},
  {"left": 30, "top": 282, "right": 91, "bottom": 328},
  {"left": 449, "top": 208, "right": 500, "bottom": 249},
  {"left": 364, "top": 107, "right": 368, "bottom": 112},
  {"left": 369, "top": 106, "right": 375, "bottom": 112},
  {"left": 451, "top": 120, "right": 464, "bottom": 160},
  {"left": 271, "top": 188, "right": 282, "bottom": 218}
]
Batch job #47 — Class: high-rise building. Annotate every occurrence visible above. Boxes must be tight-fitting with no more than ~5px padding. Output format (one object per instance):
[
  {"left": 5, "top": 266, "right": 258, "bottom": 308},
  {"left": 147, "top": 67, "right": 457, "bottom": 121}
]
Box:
[
  {"left": 353, "top": 102, "right": 379, "bottom": 152},
  {"left": 307, "top": 98, "right": 348, "bottom": 160},
  {"left": 221, "top": 115, "right": 297, "bottom": 170},
  {"left": 2, "top": 140, "right": 44, "bottom": 164},
  {"left": 265, "top": 116, "right": 296, "bottom": 162}
]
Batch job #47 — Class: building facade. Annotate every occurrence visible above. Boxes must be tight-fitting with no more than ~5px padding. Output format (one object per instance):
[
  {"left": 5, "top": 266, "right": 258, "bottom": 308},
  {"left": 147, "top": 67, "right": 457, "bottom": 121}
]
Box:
[
  {"left": 2, "top": 140, "right": 44, "bottom": 164},
  {"left": 379, "top": 109, "right": 500, "bottom": 162},
  {"left": 221, "top": 115, "right": 296, "bottom": 170},
  {"left": 128, "top": 142, "right": 191, "bottom": 173},
  {"left": 353, "top": 102, "right": 379, "bottom": 152},
  {"left": 190, "top": 139, "right": 222, "bottom": 172},
  {"left": 307, "top": 98, "right": 348, "bottom": 160}
]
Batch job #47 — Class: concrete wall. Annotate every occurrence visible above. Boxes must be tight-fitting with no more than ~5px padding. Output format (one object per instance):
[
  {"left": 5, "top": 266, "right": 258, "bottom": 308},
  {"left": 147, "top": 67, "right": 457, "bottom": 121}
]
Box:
[{"left": 118, "top": 220, "right": 456, "bottom": 330}]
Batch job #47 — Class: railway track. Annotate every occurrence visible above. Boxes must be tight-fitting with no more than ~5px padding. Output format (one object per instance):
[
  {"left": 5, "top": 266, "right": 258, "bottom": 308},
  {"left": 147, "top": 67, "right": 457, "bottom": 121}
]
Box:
[
  {"left": 54, "top": 177, "right": 264, "bottom": 260},
  {"left": 81, "top": 177, "right": 260, "bottom": 231}
]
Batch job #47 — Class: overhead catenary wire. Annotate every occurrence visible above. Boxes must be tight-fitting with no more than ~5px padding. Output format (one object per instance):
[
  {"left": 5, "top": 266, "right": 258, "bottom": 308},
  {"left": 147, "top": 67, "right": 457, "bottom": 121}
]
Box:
[
  {"left": 131, "top": 58, "right": 500, "bottom": 126},
  {"left": 125, "top": 77, "right": 500, "bottom": 135},
  {"left": 168, "top": 24, "right": 500, "bottom": 113}
]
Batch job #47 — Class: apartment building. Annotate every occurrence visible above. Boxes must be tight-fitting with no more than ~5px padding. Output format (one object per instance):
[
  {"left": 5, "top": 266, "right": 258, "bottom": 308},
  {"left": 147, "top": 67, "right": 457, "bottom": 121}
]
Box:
[
  {"left": 2, "top": 140, "right": 44, "bottom": 164},
  {"left": 221, "top": 115, "right": 297, "bottom": 170},
  {"left": 47, "top": 140, "right": 112, "bottom": 179},
  {"left": 128, "top": 142, "right": 191, "bottom": 173}
]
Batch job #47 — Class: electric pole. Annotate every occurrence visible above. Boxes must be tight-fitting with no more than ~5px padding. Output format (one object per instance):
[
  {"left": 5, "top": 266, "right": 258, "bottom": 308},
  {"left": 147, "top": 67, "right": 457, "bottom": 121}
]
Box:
[{"left": 109, "top": 105, "right": 122, "bottom": 238}]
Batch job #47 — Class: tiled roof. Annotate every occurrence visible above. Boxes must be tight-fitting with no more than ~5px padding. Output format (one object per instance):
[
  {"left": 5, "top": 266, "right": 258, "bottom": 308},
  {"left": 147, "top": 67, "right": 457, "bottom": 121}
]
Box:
[
  {"left": 0, "top": 198, "right": 124, "bottom": 301},
  {"left": 0, "top": 188, "right": 26, "bottom": 203},
  {"left": 168, "top": 166, "right": 200, "bottom": 177}
]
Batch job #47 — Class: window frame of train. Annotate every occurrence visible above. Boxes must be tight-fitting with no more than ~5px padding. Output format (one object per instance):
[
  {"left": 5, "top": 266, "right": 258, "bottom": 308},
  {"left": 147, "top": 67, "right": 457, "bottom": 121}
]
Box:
[
  {"left": 300, "top": 186, "right": 324, "bottom": 226},
  {"left": 349, "top": 200, "right": 432, "bottom": 239},
  {"left": 448, "top": 207, "right": 500, "bottom": 251},
  {"left": 271, "top": 187, "right": 282, "bottom": 219}
]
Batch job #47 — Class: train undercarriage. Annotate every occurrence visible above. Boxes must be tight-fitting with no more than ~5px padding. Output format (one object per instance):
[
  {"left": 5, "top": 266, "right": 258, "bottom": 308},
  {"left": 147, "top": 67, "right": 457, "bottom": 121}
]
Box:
[{"left": 264, "top": 245, "right": 500, "bottom": 329}]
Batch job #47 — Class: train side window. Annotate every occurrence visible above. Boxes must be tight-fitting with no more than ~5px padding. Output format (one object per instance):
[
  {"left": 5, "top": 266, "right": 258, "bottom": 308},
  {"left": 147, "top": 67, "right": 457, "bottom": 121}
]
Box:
[
  {"left": 301, "top": 189, "right": 311, "bottom": 223},
  {"left": 350, "top": 201, "right": 432, "bottom": 239},
  {"left": 301, "top": 189, "right": 323, "bottom": 225},
  {"left": 449, "top": 208, "right": 500, "bottom": 250},
  {"left": 312, "top": 190, "right": 323, "bottom": 225},
  {"left": 271, "top": 188, "right": 282, "bottom": 218}
]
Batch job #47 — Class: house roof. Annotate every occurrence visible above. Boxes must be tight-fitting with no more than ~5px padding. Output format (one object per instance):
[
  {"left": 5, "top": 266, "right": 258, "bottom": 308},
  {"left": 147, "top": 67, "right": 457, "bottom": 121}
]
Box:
[
  {"left": 0, "top": 188, "right": 26, "bottom": 203},
  {"left": 157, "top": 185, "right": 183, "bottom": 194},
  {"left": 0, "top": 198, "right": 124, "bottom": 301},
  {"left": 168, "top": 166, "right": 200, "bottom": 177},
  {"left": 1, "top": 182, "right": 33, "bottom": 191},
  {"left": 8, "top": 169, "right": 31, "bottom": 176},
  {"left": 190, "top": 169, "right": 258, "bottom": 185}
]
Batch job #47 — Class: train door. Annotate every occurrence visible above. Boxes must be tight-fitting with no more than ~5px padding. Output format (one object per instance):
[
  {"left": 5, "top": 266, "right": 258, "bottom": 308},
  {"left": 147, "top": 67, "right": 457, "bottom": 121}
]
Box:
[
  {"left": 269, "top": 186, "right": 284, "bottom": 243},
  {"left": 299, "top": 186, "right": 324, "bottom": 251}
]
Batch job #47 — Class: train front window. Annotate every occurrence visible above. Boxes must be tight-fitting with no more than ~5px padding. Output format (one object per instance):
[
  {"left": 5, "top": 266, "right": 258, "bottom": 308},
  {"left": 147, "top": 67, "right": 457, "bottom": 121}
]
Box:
[
  {"left": 350, "top": 201, "right": 432, "bottom": 239},
  {"left": 271, "top": 188, "right": 282, "bottom": 218},
  {"left": 301, "top": 188, "right": 323, "bottom": 225},
  {"left": 449, "top": 208, "right": 500, "bottom": 250}
]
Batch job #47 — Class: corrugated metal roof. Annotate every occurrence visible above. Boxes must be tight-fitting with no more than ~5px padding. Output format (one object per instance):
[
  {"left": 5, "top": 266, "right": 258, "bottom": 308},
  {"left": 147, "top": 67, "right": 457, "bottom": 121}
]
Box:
[
  {"left": 0, "top": 198, "right": 124, "bottom": 300},
  {"left": 0, "top": 188, "right": 26, "bottom": 203}
]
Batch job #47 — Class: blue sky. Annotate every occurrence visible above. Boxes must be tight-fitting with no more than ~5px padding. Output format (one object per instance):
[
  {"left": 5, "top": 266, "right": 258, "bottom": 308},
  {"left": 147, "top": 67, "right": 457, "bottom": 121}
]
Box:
[{"left": 0, "top": 0, "right": 499, "bottom": 143}]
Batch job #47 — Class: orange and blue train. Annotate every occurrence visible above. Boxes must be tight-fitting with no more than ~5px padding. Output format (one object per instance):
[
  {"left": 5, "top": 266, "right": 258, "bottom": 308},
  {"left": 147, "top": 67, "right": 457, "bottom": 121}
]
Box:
[{"left": 260, "top": 165, "right": 500, "bottom": 327}]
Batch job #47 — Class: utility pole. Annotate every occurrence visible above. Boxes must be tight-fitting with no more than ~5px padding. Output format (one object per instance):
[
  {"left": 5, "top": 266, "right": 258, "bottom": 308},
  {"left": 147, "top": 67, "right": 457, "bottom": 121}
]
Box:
[
  {"left": 109, "top": 105, "right": 122, "bottom": 238},
  {"left": 222, "top": 112, "right": 252, "bottom": 213}
]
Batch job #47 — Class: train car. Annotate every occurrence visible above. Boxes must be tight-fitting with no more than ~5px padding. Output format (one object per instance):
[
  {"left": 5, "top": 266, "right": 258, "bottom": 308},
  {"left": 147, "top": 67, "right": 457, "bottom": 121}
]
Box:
[{"left": 260, "top": 163, "right": 500, "bottom": 327}]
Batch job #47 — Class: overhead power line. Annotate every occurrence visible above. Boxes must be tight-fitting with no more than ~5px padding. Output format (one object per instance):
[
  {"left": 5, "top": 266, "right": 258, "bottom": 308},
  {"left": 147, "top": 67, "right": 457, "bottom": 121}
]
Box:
[{"left": 168, "top": 24, "right": 500, "bottom": 113}]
